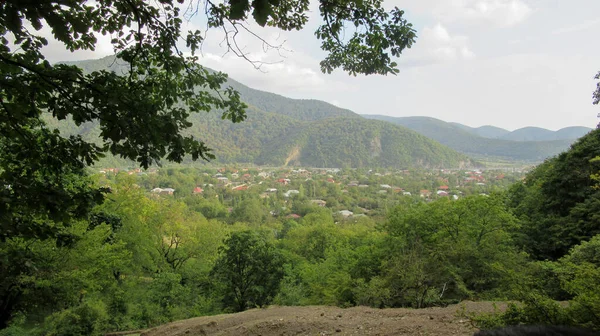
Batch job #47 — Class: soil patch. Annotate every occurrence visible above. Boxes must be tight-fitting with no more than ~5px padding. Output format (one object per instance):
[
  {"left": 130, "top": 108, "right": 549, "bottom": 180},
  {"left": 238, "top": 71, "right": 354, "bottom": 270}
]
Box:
[{"left": 139, "top": 301, "right": 507, "bottom": 336}]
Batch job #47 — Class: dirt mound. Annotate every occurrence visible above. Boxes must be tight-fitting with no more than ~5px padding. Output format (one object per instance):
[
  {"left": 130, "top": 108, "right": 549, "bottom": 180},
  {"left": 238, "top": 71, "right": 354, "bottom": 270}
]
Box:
[{"left": 140, "top": 301, "right": 507, "bottom": 336}]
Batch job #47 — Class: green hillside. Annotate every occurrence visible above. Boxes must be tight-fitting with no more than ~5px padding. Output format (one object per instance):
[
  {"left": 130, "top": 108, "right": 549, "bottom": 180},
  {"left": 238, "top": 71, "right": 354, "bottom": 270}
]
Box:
[
  {"left": 256, "top": 116, "right": 473, "bottom": 168},
  {"left": 47, "top": 105, "right": 473, "bottom": 169},
  {"left": 47, "top": 56, "right": 474, "bottom": 169},
  {"left": 363, "top": 115, "right": 574, "bottom": 162}
]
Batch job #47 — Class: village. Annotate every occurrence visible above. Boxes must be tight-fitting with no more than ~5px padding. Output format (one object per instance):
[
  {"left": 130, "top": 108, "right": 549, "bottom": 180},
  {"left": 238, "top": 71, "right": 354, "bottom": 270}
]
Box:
[{"left": 97, "top": 166, "right": 528, "bottom": 222}]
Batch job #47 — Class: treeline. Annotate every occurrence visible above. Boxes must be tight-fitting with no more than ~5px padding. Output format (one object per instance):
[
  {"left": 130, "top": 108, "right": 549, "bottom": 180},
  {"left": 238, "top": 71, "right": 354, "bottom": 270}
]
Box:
[{"left": 1, "top": 130, "right": 599, "bottom": 335}]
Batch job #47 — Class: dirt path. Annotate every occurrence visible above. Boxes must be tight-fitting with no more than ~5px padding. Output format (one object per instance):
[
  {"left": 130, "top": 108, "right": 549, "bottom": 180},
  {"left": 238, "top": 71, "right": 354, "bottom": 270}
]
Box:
[{"left": 140, "top": 301, "right": 507, "bottom": 336}]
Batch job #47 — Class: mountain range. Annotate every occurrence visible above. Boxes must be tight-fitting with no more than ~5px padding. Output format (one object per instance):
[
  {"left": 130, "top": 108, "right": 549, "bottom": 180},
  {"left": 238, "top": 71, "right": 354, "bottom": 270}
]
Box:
[
  {"left": 362, "top": 115, "right": 592, "bottom": 162},
  {"left": 449, "top": 122, "right": 591, "bottom": 142},
  {"left": 51, "top": 56, "right": 473, "bottom": 169},
  {"left": 50, "top": 55, "right": 592, "bottom": 168}
]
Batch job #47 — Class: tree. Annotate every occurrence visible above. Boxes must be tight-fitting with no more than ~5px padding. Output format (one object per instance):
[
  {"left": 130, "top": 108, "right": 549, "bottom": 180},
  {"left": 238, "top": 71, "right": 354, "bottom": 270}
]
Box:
[
  {"left": 210, "top": 231, "right": 285, "bottom": 312},
  {"left": 231, "top": 197, "right": 268, "bottom": 225},
  {"left": 0, "top": 221, "right": 129, "bottom": 329},
  {"left": 383, "top": 195, "right": 522, "bottom": 307}
]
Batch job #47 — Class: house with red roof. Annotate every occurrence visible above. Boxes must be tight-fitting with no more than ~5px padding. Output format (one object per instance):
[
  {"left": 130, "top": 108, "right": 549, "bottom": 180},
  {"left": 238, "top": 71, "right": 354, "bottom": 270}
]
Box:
[{"left": 232, "top": 184, "right": 248, "bottom": 191}]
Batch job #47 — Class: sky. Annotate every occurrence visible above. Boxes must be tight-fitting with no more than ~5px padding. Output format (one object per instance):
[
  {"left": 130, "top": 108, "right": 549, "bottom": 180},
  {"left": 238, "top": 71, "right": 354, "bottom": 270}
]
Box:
[{"left": 42, "top": 0, "right": 600, "bottom": 131}]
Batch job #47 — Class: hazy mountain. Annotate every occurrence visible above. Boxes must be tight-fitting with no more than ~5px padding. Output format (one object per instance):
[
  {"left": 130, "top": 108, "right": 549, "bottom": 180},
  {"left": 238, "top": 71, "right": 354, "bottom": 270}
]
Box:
[
  {"left": 555, "top": 126, "right": 594, "bottom": 140},
  {"left": 48, "top": 56, "right": 475, "bottom": 169},
  {"left": 499, "top": 126, "right": 592, "bottom": 141},
  {"left": 450, "top": 123, "right": 510, "bottom": 139},
  {"left": 362, "top": 115, "right": 576, "bottom": 162},
  {"left": 450, "top": 121, "right": 592, "bottom": 142}
]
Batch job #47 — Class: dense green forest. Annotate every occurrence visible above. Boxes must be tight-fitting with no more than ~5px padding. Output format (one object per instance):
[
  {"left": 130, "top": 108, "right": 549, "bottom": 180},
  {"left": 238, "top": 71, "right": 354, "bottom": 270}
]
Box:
[
  {"left": 364, "top": 115, "right": 589, "bottom": 162},
  {"left": 2, "top": 128, "right": 599, "bottom": 335}
]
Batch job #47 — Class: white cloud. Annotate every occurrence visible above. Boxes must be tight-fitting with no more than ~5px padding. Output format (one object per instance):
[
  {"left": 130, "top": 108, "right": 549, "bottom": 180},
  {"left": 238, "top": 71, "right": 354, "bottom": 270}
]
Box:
[
  {"left": 402, "top": 23, "right": 475, "bottom": 65},
  {"left": 199, "top": 50, "right": 355, "bottom": 96},
  {"left": 552, "top": 19, "right": 600, "bottom": 35},
  {"left": 9, "top": 20, "right": 115, "bottom": 63},
  {"left": 42, "top": 32, "right": 114, "bottom": 63},
  {"left": 363, "top": 53, "right": 599, "bottom": 131},
  {"left": 395, "top": 0, "right": 533, "bottom": 27}
]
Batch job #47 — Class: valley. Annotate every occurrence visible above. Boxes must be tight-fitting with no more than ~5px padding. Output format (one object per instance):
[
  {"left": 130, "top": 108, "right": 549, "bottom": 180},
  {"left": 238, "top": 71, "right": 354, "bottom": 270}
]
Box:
[{"left": 3, "top": 2, "right": 600, "bottom": 336}]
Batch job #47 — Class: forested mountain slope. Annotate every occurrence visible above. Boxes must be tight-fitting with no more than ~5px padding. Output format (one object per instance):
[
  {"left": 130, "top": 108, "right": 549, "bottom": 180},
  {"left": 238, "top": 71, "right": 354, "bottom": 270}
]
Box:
[
  {"left": 255, "top": 116, "right": 473, "bottom": 168},
  {"left": 50, "top": 56, "right": 474, "bottom": 168},
  {"left": 498, "top": 126, "right": 592, "bottom": 141},
  {"left": 364, "top": 115, "right": 576, "bottom": 162}
]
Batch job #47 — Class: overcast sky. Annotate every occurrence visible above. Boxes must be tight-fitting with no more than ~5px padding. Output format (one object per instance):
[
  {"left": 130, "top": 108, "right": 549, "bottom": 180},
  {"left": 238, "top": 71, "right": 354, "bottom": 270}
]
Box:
[{"left": 45, "top": 0, "right": 600, "bottom": 131}]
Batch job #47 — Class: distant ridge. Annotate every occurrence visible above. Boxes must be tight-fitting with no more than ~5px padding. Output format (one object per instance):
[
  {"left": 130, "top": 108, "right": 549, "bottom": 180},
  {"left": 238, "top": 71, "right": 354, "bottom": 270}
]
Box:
[
  {"left": 498, "top": 126, "right": 592, "bottom": 141},
  {"left": 363, "top": 115, "right": 587, "bottom": 162},
  {"left": 449, "top": 122, "right": 591, "bottom": 142},
  {"left": 450, "top": 123, "right": 510, "bottom": 139}
]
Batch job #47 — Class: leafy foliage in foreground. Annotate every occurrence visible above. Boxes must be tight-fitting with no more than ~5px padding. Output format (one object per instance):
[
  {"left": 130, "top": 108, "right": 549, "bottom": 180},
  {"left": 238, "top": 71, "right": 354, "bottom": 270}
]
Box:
[
  {"left": 0, "top": 169, "right": 528, "bottom": 335},
  {"left": 508, "top": 127, "right": 600, "bottom": 260},
  {"left": 473, "top": 235, "right": 600, "bottom": 331},
  {"left": 471, "top": 128, "right": 600, "bottom": 331},
  {"left": 211, "top": 231, "right": 285, "bottom": 312}
]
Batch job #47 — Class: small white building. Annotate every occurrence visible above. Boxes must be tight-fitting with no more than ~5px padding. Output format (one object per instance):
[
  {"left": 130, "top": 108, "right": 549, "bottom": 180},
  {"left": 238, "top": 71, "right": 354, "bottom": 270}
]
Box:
[
  {"left": 284, "top": 190, "right": 300, "bottom": 198},
  {"left": 338, "top": 210, "right": 354, "bottom": 218}
]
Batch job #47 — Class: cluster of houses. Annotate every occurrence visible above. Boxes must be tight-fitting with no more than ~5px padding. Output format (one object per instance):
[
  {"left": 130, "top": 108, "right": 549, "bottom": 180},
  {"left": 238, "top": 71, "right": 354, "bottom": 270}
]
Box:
[
  {"left": 99, "top": 166, "right": 525, "bottom": 220},
  {"left": 100, "top": 167, "right": 158, "bottom": 175}
]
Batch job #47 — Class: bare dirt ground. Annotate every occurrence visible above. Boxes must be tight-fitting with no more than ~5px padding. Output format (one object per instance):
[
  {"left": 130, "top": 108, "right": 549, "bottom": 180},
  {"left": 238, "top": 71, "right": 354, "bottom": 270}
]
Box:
[{"left": 139, "top": 301, "right": 507, "bottom": 336}]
